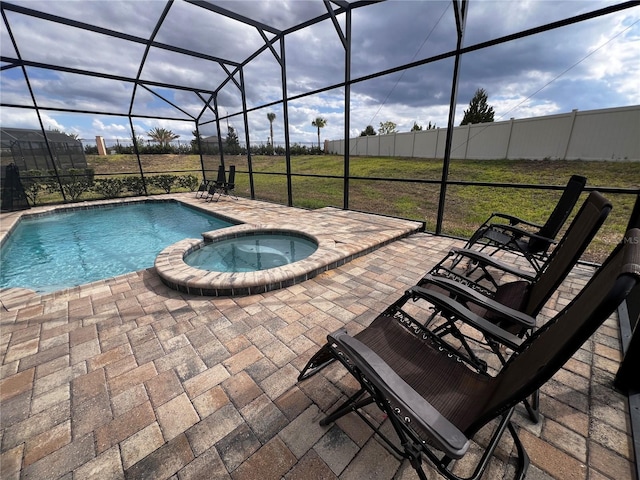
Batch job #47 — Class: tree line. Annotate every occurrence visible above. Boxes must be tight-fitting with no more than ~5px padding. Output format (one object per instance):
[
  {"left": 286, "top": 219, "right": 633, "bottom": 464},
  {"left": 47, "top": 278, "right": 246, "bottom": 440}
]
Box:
[
  {"left": 359, "top": 88, "right": 495, "bottom": 136},
  {"left": 83, "top": 89, "right": 493, "bottom": 154}
]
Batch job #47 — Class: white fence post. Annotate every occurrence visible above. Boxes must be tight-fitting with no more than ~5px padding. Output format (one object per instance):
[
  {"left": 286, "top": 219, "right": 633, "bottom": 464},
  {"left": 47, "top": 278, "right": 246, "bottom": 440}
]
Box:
[{"left": 562, "top": 109, "right": 579, "bottom": 160}]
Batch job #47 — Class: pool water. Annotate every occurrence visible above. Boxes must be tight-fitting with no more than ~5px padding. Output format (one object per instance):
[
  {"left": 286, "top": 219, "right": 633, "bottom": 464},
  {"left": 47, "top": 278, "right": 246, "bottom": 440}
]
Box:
[
  {"left": 185, "top": 234, "right": 317, "bottom": 272},
  {"left": 0, "top": 202, "right": 233, "bottom": 293}
]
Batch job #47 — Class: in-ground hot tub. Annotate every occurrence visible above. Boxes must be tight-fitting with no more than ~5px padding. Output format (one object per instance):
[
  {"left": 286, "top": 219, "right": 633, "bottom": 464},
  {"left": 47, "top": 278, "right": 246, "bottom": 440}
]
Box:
[
  {"left": 184, "top": 232, "right": 318, "bottom": 272},
  {"left": 155, "top": 224, "right": 344, "bottom": 296}
]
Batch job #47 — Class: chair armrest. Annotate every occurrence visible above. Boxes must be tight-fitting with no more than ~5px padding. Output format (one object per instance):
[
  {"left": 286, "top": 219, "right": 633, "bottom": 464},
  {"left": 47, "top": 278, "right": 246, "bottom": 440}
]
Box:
[
  {"left": 488, "top": 212, "right": 543, "bottom": 229},
  {"left": 407, "top": 287, "right": 526, "bottom": 350},
  {"left": 415, "top": 276, "right": 536, "bottom": 329},
  {"left": 488, "top": 223, "right": 556, "bottom": 245},
  {"left": 328, "top": 329, "right": 470, "bottom": 459},
  {"left": 448, "top": 248, "right": 537, "bottom": 281}
]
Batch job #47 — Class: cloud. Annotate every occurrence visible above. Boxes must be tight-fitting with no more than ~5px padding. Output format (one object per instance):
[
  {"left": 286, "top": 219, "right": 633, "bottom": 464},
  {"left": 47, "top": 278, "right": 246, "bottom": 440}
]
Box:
[{"left": 1, "top": 1, "right": 638, "bottom": 145}]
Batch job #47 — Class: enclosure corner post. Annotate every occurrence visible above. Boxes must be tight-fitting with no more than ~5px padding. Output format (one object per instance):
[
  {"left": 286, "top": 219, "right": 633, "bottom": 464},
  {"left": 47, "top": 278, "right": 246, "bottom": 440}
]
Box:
[{"left": 436, "top": 0, "right": 468, "bottom": 235}]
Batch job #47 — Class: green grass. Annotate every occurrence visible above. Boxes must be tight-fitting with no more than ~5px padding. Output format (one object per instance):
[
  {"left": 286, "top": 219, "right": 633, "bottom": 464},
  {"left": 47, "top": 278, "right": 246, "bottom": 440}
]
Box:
[{"left": 45, "top": 154, "right": 640, "bottom": 262}]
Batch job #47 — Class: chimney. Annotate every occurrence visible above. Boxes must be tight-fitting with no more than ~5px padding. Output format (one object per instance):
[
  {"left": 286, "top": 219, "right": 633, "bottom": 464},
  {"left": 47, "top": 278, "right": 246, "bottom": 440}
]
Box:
[{"left": 96, "top": 136, "right": 107, "bottom": 156}]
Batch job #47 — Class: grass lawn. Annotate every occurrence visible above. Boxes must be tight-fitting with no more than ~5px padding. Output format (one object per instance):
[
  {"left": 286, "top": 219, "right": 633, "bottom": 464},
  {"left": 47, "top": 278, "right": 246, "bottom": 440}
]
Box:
[{"left": 73, "top": 154, "right": 640, "bottom": 262}]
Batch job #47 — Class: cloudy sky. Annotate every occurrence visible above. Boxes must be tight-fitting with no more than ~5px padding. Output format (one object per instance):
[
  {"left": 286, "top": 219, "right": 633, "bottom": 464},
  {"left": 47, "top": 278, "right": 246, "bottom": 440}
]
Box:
[{"left": 1, "top": 0, "right": 638, "bottom": 148}]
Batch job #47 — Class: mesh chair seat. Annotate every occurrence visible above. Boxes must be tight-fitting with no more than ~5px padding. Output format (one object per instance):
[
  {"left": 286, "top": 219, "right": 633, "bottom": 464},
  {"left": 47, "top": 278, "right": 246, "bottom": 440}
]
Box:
[{"left": 353, "top": 311, "right": 494, "bottom": 433}]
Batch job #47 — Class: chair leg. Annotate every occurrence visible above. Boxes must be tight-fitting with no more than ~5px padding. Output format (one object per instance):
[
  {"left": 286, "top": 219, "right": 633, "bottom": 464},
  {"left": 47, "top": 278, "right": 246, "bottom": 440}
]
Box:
[
  {"left": 319, "top": 388, "right": 373, "bottom": 426},
  {"left": 321, "top": 387, "right": 413, "bottom": 463},
  {"left": 429, "top": 408, "right": 527, "bottom": 480},
  {"left": 523, "top": 389, "right": 540, "bottom": 423},
  {"left": 297, "top": 343, "right": 337, "bottom": 381},
  {"left": 509, "top": 421, "right": 530, "bottom": 480}
]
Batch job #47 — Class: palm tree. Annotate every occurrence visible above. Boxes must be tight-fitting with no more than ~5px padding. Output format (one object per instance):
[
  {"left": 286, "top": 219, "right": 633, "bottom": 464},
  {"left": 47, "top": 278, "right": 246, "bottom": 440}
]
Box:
[
  {"left": 311, "top": 116, "right": 327, "bottom": 151},
  {"left": 267, "top": 112, "right": 276, "bottom": 147},
  {"left": 147, "top": 127, "right": 180, "bottom": 147}
]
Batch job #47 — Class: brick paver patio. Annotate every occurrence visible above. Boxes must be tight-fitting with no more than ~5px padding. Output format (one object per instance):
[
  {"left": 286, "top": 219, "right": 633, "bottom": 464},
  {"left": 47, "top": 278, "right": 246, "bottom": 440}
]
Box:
[{"left": 0, "top": 194, "right": 636, "bottom": 479}]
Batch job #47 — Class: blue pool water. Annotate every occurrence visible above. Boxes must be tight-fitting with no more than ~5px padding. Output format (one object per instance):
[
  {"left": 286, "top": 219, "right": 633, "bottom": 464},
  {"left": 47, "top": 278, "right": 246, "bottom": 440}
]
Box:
[
  {"left": 0, "top": 202, "right": 233, "bottom": 293},
  {"left": 185, "top": 234, "right": 317, "bottom": 272}
]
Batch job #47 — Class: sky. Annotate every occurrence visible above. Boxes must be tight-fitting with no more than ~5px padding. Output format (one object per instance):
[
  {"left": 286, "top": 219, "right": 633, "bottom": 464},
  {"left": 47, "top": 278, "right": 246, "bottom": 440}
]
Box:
[{"left": 1, "top": 0, "right": 639, "bottom": 148}]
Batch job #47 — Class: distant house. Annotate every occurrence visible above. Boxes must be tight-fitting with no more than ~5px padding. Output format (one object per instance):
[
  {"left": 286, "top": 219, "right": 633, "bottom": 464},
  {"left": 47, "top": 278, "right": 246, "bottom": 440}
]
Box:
[
  {"left": 200, "top": 135, "right": 220, "bottom": 154},
  {"left": 0, "top": 127, "right": 87, "bottom": 172}
]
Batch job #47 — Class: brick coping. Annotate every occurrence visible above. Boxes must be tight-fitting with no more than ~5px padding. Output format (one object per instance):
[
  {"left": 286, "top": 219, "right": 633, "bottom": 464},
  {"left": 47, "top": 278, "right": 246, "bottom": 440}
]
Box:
[
  {"left": 0, "top": 194, "right": 424, "bottom": 299},
  {"left": 155, "top": 224, "right": 343, "bottom": 296}
]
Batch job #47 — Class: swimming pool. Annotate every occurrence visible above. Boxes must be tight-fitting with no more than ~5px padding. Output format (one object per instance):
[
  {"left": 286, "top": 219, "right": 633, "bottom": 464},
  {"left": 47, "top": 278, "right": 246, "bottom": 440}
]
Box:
[{"left": 0, "top": 201, "right": 233, "bottom": 293}]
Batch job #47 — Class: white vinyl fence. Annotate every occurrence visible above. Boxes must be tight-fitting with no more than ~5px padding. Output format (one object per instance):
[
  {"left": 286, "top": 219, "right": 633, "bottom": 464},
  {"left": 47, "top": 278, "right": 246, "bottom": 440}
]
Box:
[{"left": 326, "top": 105, "right": 639, "bottom": 161}]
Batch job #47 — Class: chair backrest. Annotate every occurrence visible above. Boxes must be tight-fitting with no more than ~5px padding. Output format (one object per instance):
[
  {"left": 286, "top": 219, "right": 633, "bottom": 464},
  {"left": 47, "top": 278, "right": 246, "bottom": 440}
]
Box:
[
  {"left": 226, "top": 165, "right": 235, "bottom": 187},
  {"left": 523, "top": 191, "right": 612, "bottom": 316},
  {"left": 215, "top": 164, "right": 226, "bottom": 185},
  {"left": 470, "top": 230, "right": 640, "bottom": 434},
  {"left": 529, "top": 175, "right": 587, "bottom": 252}
]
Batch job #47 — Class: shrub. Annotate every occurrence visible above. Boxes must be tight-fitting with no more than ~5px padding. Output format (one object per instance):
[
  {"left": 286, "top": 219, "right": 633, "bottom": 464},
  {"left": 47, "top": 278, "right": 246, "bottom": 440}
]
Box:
[
  {"left": 56, "top": 168, "right": 94, "bottom": 201},
  {"left": 177, "top": 174, "right": 199, "bottom": 191},
  {"left": 21, "top": 170, "right": 48, "bottom": 205},
  {"left": 122, "top": 176, "right": 146, "bottom": 196},
  {"left": 149, "top": 174, "right": 177, "bottom": 193},
  {"left": 93, "top": 178, "right": 124, "bottom": 198}
]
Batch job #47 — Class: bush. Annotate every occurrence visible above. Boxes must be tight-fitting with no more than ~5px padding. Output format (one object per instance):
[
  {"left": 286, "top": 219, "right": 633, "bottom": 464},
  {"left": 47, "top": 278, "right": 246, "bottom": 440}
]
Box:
[
  {"left": 149, "top": 174, "right": 177, "bottom": 193},
  {"left": 21, "top": 170, "right": 49, "bottom": 205},
  {"left": 122, "top": 176, "right": 146, "bottom": 196},
  {"left": 56, "top": 168, "right": 94, "bottom": 201},
  {"left": 177, "top": 174, "right": 199, "bottom": 191},
  {"left": 93, "top": 178, "right": 124, "bottom": 198}
]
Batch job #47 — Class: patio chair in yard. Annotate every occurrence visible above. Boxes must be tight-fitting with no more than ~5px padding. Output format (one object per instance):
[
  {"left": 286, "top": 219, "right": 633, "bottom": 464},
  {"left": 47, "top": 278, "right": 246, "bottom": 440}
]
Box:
[
  {"left": 298, "top": 228, "right": 640, "bottom": 480},
  {"left": 204, "top": 165, "right": 226, "bottom": 202},
  {"left": 463, "top": 174, "right": 587, "bottom": 273}
]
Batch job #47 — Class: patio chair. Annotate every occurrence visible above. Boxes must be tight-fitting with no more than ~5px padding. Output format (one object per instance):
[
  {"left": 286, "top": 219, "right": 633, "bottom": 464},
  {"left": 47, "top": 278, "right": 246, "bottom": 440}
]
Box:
[
  {"left": 221, "top": 165, "right": 237, "bottom": 200},
  {"left": 463, "top": 174, "right": 587, "bottom": 273},
  {"left": 418, "top": 191, "right": 612, "bottom": 359},
  {"left": 298, "top": 229, "right": 640, "bottom": 480},
  {"left": 411, "top": 194, "right": 610, "bottom": 422},
  {"left": 204, "top": 165, "right": 226, "bottom": 202},
  {"left": 302, "top": 191, "right": 612, "bottom": 423},
  {"left": 195, "top": 179, "right": 210, "bottom": 198}
]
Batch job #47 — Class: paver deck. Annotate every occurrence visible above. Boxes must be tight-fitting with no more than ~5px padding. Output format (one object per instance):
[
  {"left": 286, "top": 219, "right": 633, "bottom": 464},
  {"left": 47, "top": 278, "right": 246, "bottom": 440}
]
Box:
[{"left": 0, "top": 194, "right": 636, "bottom": 479}]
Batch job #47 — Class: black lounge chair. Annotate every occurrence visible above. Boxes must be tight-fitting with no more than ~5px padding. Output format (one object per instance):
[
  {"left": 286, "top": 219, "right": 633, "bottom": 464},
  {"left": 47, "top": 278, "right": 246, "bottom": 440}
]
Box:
[
  {"left": 298, "top": 228, "right": 640, "bottom": 480},
  {"left": 195, "top": 179, "right": 210, "bottom": 198},
  {"left": 221, "top": 165, "right": 237, "bottom": 200},
  {"left": 204, "top": 165, "right": 226, "bottom": 202},
  {"left": 420, "top": 191, "right": 612, "bottom": 360},
  {"left": 412, "top": 191, "right": 612, "bottom": 421},
  {"left": 302, "top": 191, "right": 612, "bottom": 423},
  {"left": 464, "top": 175, "right": 587, "bottom": 273}
]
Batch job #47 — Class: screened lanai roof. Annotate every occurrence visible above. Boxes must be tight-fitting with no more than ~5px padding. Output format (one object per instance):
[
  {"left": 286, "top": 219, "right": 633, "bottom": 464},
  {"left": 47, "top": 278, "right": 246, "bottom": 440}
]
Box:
[
  {"left": 2, "top": 0, "right": 638, "bottom": 147},
  {"left": 1, "top": 0, "right": 386, "bottom": 122}
]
